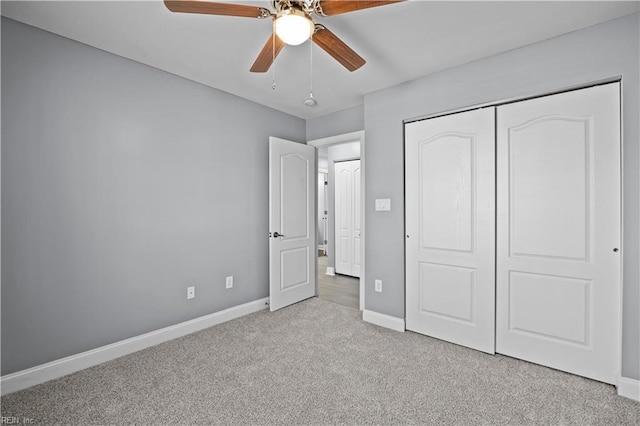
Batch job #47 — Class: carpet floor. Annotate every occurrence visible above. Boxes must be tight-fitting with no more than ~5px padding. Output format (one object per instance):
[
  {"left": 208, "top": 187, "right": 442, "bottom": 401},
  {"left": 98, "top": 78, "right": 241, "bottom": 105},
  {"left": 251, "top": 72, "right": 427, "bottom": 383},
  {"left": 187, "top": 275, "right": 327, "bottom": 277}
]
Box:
[{"left": 1, "top": 298, "right": 639, "bottom": 425}]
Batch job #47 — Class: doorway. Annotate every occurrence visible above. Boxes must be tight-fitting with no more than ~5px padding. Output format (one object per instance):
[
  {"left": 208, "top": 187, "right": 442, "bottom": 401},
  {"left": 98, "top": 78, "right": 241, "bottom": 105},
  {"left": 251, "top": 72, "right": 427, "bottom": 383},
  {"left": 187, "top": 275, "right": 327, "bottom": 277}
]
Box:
[{"left": 309, "top": 131, "right": 365, "bottom": 311}]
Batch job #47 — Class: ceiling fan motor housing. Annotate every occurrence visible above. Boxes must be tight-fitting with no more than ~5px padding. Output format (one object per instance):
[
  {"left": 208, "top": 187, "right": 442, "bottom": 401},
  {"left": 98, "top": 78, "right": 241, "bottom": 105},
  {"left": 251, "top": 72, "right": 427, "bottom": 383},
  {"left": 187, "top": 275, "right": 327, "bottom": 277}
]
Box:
[{"left": 272, "top": 0, "right": 322, "bottom": 15}]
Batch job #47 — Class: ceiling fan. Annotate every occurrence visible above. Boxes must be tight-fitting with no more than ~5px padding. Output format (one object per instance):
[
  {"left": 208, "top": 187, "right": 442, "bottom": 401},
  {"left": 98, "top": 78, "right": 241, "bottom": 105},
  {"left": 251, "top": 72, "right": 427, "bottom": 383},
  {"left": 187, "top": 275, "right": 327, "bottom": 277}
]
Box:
[{"left": 164, "top": 0, "right": 404, "bottom": 73}]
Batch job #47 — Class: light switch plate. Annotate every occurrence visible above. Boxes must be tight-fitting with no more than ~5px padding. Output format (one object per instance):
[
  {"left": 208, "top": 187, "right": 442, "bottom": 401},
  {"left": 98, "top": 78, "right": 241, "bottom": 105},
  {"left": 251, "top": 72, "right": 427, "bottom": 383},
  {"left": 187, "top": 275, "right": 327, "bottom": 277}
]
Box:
[{"left": 375, "top": 199, "right": 391, "bottom": 211}]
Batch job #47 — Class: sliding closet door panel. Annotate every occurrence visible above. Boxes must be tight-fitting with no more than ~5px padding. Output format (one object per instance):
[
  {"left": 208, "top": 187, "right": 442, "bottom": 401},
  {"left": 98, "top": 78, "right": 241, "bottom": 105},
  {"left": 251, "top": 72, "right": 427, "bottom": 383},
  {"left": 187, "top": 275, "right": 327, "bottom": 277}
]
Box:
[
  {"left": 406, "top": 108, "right": 496, "bottom": 354},
  {"left": 496, "top": 83, "right": 620, "bottom": 384}
]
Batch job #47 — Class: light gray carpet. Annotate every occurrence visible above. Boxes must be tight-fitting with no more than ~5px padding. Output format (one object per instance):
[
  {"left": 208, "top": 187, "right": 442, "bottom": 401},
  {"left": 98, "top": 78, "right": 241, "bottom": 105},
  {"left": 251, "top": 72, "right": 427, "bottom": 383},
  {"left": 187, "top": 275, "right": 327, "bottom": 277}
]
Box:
[{"left": 1, "top": 298, "right": 639, "bottom": 425}]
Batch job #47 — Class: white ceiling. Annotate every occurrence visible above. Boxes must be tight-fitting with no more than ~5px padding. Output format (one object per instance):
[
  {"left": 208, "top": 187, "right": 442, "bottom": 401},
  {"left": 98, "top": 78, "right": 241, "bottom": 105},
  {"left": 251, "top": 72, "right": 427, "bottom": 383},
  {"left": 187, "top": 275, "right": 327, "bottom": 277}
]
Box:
[{"left": 2, "top": 1, "right": 639, "bottom": 119}]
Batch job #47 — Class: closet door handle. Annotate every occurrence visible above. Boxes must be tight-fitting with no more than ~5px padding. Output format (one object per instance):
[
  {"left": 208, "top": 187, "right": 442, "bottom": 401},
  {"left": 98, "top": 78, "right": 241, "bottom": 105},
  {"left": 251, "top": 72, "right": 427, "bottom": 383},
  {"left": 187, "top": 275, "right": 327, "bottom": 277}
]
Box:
[{"left": 273, "top": 231, "right": 285, "bottom": 238}]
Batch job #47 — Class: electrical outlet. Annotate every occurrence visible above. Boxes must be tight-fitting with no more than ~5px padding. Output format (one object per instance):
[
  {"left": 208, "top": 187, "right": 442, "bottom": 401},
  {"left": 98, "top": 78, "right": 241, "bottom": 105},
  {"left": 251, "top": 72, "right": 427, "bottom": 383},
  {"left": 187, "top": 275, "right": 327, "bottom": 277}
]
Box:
[
  {"left": 187, "top": 286, "right": 195, "bottom": 300},
  {"left": 226, "top": 276, "right": 233, "bottom": 289},
  {"left": 375, "top": 279, "right": 382, "bottom": 293}
]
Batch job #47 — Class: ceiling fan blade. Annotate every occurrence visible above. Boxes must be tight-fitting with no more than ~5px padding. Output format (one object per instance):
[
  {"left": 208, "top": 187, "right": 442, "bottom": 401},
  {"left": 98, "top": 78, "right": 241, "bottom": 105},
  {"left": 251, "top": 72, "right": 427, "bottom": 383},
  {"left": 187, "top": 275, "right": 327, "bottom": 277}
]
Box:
[
  {"left": 250, "top": 34, "right": 286, "bottom": 73},
  {"left": 164, "top": 1, "right": 270, "bottom": 18},
  {"left": 313, "top": 25, "right": 365, "bottom": 72},
  {"left": 317, "top": 0, "right": 404, "bottom": 16}
]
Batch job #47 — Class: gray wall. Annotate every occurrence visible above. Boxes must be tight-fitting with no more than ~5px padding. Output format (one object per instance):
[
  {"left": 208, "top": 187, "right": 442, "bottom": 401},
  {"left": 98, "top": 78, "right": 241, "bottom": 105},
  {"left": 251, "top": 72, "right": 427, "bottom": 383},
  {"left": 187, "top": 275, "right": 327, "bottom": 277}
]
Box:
[
  {"left": 306, "top": 105, "right": 364, "bottom": 141},
  {"left": 363, "top": 12, "right": 640, "bottom": 379},
  {"left": 1, "top": 18, "right": 305, "bottom": 375}
]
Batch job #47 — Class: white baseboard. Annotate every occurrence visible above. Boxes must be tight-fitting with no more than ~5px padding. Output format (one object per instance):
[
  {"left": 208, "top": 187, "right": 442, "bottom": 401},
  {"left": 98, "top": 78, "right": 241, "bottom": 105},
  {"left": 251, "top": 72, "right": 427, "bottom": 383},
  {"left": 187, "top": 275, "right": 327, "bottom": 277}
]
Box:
[
  {"left": 617, "top": 376, "right": 640, "bottom": 401},
  {"left": 363, "top": 310, "right": 405, "bottom": 332},
  {"left": 326, "top": 267, "right": 335, "bottom": 276},
  {"left": 0, "top": 297, "right": 269, "bottom": 395}
]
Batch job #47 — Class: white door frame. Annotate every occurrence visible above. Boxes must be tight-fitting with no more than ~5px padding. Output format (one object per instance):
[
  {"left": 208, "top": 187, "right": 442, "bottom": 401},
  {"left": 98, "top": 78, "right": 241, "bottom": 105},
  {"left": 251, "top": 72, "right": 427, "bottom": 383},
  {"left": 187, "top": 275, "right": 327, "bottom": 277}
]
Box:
[
  {"left": 308, "top": 130, "right": 365, "bottom": 311},
  {"left": 318, "top": 171, "right": 328, "bottom": 256}
]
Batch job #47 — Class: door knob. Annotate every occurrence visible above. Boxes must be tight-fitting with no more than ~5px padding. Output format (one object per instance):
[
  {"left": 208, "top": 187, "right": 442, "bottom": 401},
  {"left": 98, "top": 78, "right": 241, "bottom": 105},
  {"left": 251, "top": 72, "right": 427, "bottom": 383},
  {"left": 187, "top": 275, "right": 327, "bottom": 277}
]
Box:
[{"left": 273, "top": 231, "right": 285, "bottom": 238}]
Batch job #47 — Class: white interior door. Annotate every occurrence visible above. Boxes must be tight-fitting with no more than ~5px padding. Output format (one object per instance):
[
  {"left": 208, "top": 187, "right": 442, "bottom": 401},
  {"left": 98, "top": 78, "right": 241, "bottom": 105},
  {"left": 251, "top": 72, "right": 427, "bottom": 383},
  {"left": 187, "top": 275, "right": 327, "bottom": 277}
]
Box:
[
  {"left": 335, "top": 160, "right": 361, "bottom": 277},
  {"left": 269, "top": 137, "right": 316, "bottom": 311},
  {"left": 405, "top": 108, "right": 496, "bottom": 354},
  {"left": 496, "top": 83, "right": 621, "bottom": 384}
]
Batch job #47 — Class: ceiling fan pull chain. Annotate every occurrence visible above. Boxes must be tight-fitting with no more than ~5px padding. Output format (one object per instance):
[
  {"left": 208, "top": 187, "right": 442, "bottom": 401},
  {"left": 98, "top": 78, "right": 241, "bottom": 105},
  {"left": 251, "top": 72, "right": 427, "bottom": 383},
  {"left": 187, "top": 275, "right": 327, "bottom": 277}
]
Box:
[
  {"left": 304, "top": 33, "right": 317, "bottom": 107},
  {"left": 309, "top": 34, "right": 313, "bottom": 96},
  {"left": 271, "top": 18, "right": 277, "bottom": 90}
]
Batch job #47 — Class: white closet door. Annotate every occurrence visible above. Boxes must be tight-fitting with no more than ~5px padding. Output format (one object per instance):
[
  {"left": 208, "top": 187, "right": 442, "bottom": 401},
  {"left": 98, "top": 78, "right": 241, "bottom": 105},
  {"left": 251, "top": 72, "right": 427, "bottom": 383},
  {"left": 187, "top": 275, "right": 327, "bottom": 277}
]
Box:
[
  {"left": 496, "top": 83, "right": 620, "bottom": 384},
  {"left": 335, "top": 160, "right": 361, "bottom": 277},
  {"left": 406, "top": 108, "right": 496, "bottom": 354}
]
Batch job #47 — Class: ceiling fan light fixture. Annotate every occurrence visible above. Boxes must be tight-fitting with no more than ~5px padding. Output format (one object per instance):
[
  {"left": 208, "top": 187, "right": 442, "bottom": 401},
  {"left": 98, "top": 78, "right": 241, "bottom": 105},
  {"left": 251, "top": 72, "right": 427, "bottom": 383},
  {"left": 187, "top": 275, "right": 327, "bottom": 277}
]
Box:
[{"left": 275, "top": 8, "right": 313, "bottom": 46}]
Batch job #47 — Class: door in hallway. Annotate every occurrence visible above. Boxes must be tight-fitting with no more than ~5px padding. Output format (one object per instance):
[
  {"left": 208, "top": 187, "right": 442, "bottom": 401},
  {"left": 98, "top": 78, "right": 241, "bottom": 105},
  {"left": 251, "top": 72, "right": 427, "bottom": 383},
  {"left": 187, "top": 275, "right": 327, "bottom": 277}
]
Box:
[{"left": 335, "top": 159, "right": 361, "bottom": 277}]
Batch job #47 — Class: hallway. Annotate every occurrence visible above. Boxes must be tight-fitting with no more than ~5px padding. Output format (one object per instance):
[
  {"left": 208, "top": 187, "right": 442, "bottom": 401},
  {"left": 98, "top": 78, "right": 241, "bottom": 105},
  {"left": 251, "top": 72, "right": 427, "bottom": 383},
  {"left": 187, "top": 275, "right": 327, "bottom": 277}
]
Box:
[{"left": 317, "top": 255, "right": 359, "bottom": 310}]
